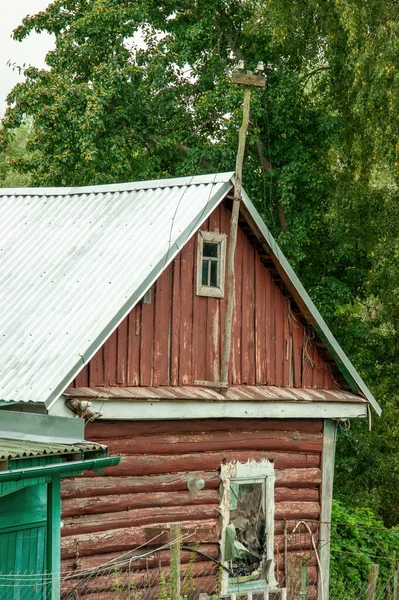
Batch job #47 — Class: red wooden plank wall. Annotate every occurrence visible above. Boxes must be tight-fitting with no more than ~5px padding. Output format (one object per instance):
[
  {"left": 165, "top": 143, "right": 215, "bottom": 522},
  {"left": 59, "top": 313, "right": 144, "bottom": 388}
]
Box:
[
  {"left": 72, "top": 202, "right": 336, "bottom": 389},
  {"left": 61, "top": 418, "right": 323, "bottom": 597}
]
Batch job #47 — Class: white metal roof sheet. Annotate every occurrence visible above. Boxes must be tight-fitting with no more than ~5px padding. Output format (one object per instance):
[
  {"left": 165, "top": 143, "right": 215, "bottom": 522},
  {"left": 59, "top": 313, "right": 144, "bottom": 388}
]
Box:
[{"left": 0, "top": 172, "right": 234, "bottom": 406}]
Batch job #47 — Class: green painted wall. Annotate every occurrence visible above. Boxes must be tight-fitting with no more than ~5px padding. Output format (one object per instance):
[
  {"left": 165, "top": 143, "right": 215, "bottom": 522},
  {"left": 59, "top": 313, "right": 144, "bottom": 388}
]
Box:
[{"left": 0, "top": 485, "right": 48, "bottom": 600}]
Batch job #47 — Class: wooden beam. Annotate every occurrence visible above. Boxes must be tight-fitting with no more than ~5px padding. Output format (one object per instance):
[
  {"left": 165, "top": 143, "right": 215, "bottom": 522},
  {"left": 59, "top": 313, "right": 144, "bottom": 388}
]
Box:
[{"left": 318, "top": 420, "right": 337, "bottom": 600}]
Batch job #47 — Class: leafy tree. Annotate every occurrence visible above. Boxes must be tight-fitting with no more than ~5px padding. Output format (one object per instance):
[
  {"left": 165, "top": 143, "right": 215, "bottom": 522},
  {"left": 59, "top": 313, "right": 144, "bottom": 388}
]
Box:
[
  {"left": 2, "top": 0, "right": 399, "bottom": 522},
  {"left": 330, "top": 500, "right": 399, "bottom": 599},
  {"left": 0, "top": 120, "right": 33, "bottom": 187}
]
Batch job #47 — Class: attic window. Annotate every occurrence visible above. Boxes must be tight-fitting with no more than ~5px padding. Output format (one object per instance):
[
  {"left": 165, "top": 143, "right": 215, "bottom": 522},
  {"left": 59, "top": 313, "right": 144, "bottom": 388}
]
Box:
[
  {"left": 220, "top": 460, "right": 277, "bottom": 593},
  {"left": 196, "top": 231, "right": 226, "bottom": 298}
]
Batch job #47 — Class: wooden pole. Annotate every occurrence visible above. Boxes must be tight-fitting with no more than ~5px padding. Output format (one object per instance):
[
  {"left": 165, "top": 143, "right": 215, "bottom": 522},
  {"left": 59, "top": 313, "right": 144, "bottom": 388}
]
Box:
[
  {"left": 169, "top": 523, "right": 181, "bottom": 600},
  {"left": 220, "top": 66, "right": 265, "bottom": 386},
  {"left": 366, "top": 563, "right": 379, "bottom": 600},
  {"left": 220, "top": 85, "right": 251, "bottom": 385}
]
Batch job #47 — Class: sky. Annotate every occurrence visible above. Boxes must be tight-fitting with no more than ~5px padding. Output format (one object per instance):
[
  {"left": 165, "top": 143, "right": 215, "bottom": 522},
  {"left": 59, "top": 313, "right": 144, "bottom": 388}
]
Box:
[{"left": 0, "top": 0, "right": 54, "bottom": 116}]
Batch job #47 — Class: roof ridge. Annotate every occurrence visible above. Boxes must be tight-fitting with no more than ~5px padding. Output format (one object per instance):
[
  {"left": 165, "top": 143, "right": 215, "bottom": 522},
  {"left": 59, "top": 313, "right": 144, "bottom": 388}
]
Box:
[{"left": 0, "top": 172, "right": 235, "bottom": 197}]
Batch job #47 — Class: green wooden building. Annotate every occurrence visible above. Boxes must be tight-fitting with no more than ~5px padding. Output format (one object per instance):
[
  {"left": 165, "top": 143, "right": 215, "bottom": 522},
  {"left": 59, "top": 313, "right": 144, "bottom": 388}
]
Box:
[{"left": 0, "top": 410, "right": 119, "bottom": 599}]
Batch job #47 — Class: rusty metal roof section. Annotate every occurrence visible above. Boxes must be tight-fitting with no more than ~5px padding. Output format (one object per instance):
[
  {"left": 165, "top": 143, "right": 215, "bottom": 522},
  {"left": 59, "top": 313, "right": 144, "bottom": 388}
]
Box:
[
  {"left": 64, "top": 385, "right": 367, "bottom": 404},
  {"left": 0, "top": 173, "right": 233, "bottom": 407},
  {"left": 0, "top": 438, "right": 105, "bottom": 461}
]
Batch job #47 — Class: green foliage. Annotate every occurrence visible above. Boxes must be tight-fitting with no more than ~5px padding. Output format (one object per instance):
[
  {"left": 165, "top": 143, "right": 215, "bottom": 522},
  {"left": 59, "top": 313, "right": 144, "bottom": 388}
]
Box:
[
  {"left": 3, "top": 0, "right": 399, "bottom": 523},
  {"left": 0, "top": 120, "right": 33, "bottom": 187},
  {"left": 330, "top": 500, "right": 399, "bottom": 599}
]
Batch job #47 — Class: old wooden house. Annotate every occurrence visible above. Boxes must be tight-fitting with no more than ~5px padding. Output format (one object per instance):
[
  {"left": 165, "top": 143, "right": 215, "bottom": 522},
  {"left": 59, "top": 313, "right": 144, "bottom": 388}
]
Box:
[{"left": 0, "top": 172, "right": 380, "bottom": 600}]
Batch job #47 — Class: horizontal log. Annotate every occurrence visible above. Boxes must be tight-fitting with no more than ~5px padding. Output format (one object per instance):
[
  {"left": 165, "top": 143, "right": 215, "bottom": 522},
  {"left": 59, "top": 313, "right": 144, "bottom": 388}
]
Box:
[
  {"left": 62, "top": 471, "right": 219, "bottom": 499},
  {"left": 62, "top": 561, "right": 218, "bottom": 594},
  {"left": 87, "top": 419, "right": 323, "bottom": 439},
  {"left": 275, "top": 487, "right": 318, "bottom": 503},
  {"left": 62, "top": 489, "right": 220, "bottom": 517},
  {"left": 61, "top": 519, "right": 219, "bottom": 558},
  {"left": 62, "top": 504, "right": 219, "bottom": 536},
  {"left": 61, "top": 544, "right": 220, "bottom": 572},
  {"left": 84, "top": 450, "right": 320, "bottom": 477},
  {"left": 275, "top": 501, "right": 320, "bottom": 520},
  {"left": 275, "top": 467, "right": 321, "bottom": 488},
  {"left": 105, "top": 430, "right": 323, "bottom": 455}
]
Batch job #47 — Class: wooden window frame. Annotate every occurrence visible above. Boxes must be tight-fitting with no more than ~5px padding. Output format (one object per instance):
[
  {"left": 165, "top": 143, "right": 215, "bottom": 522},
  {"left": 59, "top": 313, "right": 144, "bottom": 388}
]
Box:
[
  {"left": 219, "top": 459, "right": 277, "bottom": 593},
  {"left": 196, "top": 231, "right": 226, "bottom": 298}
]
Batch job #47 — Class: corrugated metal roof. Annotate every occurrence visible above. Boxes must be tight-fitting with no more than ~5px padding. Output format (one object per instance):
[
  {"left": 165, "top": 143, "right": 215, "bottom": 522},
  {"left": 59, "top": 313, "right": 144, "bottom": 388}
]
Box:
[
  {"left": 64, "top": 385, "right": 367, "bottom": 404},
  {"left": 0, "top": 171, "right": 380, "bottom": 414},
  {"left": 0, "top": 438, "right": 105, "bottom": 460},
  {"left": 0, "top": 173, "right": 233, "bottom": 407}
]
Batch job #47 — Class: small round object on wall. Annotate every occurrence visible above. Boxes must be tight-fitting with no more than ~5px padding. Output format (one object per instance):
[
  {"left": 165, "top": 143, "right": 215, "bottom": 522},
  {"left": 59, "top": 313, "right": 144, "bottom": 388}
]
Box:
[{"left": 187, "top": 476, "right": 205, "bottom": 492}]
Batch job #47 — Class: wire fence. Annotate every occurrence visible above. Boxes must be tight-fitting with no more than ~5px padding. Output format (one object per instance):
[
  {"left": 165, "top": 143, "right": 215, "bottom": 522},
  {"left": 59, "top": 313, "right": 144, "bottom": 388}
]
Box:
[{"left": 2, "top": 520, "right": 399, "bottom": 599}]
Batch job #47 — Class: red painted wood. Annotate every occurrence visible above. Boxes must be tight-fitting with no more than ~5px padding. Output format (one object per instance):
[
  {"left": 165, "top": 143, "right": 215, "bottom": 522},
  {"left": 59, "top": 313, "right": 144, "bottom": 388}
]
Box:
[
  {"left": 74, "top": 363, "right": 88, "bottom": 387},
  {"left": 71, "top": 200, "right": 340, "bottom": 393},
  {"left": 61, "top": 471, "right": 220, "bottom": 499},
  {"left": 105, "top": 430, "right": 323, "bottom": 455},
  {"left": 103, "top": 329, "right": 117, "bottom": 386},
  {"left": 153, "top": 265, "right": 172, "bottom": 386},
  {"left": 255, "top": 255, "right": 266, "bottom": 384},
  {"left": 88, "top": 347, "right": 104, "bottom": 387},
  {"left": 179, "top": 237, "right": 194, "bottom": 384},
  {"left": 170, "top": 256, "right": 180, "bottom": 385},
  {"left": 116, "top": 316, "right": 128, "bottom": 385},
  {"left": 62, "top": 490, "right": 220, "bottom": 517},
  {"left": 83, "top": 450, "right": 320, "bottom": 478},
  {"left": 274, "top": 284, "right": 284, "bottom": 386},
  {"left": 231, "top": 221, "right": 243, "bottom": 384},
  {"left": 265, "top": 269, "right": 274, "bottom": 384},
  {"left": 283, "top": 298, "right": 291, "bottom": 386},
  {"left": 86, "top": 418, "right": 323, "bottom": 438},
  {"left": 61, "top": 519, "right": 219, "bottom": 558},
  {"left": 139, "top": 286, "right": 155, "bottom": 386},
  {"left": 126, "top": 306, "right": 140, "bottom": 385},
  {"left": 242, "top": 243, "right": 255, "bottom": 384},
  {"left": 61, "top": 544, "right": 219, "bottom": 571},
  {"left": 62, "top": 504, "right": 219, "bottom": 536},
  {"left": 292, "top": 319, "right": 304, "bottom": 387},
  {"left": 61, "top": 419, "right": 324, "bottom": 595}
]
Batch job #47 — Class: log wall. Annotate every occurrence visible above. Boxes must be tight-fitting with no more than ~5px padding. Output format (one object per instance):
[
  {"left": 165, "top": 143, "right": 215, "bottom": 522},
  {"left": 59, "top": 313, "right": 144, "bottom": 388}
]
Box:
[
  {"left": 72, "top": 202, "right": 337, "bottom": 390},
  {"left": 61, "top": 418, "right": 323, "bottom": 597}
]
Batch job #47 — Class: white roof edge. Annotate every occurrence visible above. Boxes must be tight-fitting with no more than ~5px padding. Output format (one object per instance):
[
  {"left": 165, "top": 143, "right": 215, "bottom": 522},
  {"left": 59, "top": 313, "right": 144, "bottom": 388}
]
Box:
[
  {"left": 0, "top": 172, "right": 235, "bottom": 197},
  {"left": 240, "top": 186, "right": 381, "bottom": 416}
]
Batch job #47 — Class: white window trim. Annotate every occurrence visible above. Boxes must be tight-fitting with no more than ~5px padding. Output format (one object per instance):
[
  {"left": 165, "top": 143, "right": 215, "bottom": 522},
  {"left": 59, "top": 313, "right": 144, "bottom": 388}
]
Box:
[
  {"left": 196, "top": 231, "right": 226, "bottom": 298},
  {"left": 219, "top": 459, "right": 277, "bottom": 593}
]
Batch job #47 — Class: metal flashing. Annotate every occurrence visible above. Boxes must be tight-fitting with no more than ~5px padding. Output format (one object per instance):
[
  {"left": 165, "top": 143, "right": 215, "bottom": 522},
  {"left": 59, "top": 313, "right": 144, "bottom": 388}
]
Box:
[
  {"left": 55, "top": 398, "right": 368, "bottom": 420},
  {"left": 0, "top": 410, "right": 85, "bottom": 444}
]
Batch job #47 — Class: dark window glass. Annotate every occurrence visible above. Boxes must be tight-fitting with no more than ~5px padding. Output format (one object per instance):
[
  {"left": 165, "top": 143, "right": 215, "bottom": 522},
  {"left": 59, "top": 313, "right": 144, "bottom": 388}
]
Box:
[
  {"left": 227, "top": 481, "right": 265, "bottom": 579},
  {"left": 203, "top": 242, "right": 218, "bottom": 258},
  {"left": 202, "top": 260, "right": 209, "bottom": 286},
  {"left": 210, "top": 261, "right": 218, "bottom": 286}
]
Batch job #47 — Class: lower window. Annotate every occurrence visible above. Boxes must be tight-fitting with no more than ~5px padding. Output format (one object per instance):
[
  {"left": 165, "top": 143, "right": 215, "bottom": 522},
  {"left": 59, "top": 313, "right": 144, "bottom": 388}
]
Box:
[{"left": 220, "top": 459, "right": 277, "bottom": 592}]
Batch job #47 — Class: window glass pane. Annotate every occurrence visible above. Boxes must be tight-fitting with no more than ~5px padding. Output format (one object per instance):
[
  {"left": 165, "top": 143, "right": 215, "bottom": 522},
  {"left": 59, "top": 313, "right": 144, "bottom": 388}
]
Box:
[
  {"left": 228, "top": 481, "right": 265, "bottom": 578},
  {"left": 203, "top": 242, "right": 218, "bottom": 258},
  {"left": 202, "top": 260, "right": 209, "bottom": 286},
  {"left": 210, "top": 261, "right": 218, "bottom": 287}
]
